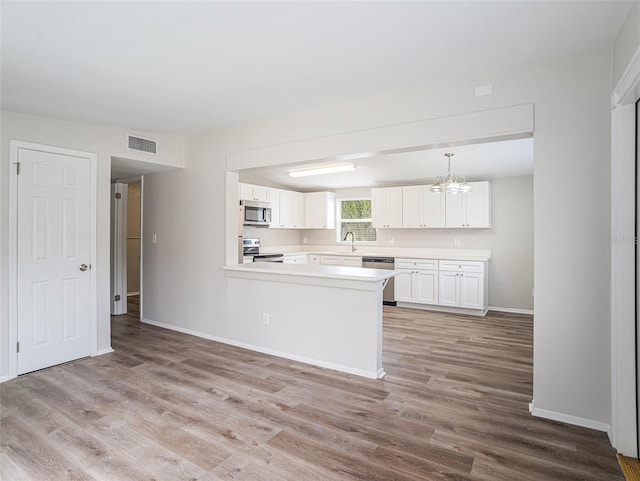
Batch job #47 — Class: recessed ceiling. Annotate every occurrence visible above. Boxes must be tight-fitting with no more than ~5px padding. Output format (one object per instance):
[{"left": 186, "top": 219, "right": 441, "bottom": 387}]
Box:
[
  {"left": 241, "top": 137, "right": 534, "bottom": 191},
  {"left": 1, "top": 1, "right": 633, "bottom": 135}
]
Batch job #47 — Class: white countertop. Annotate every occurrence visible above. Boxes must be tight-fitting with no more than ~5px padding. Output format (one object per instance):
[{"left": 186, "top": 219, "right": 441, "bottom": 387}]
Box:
[
  {"left": 223, "top": 262, "right": 399, "bottom": 282},
  {"left": 262, "top": 246, "right": 491, "bottom": 261}
]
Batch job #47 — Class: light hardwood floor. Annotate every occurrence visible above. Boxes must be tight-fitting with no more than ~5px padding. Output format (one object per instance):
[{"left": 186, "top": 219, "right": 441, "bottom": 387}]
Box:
[{"left": 1, "top": 302, "right": 624, "bottom": 480}]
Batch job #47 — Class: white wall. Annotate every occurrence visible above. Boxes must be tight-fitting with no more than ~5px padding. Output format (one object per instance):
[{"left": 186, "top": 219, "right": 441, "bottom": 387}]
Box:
[
  {"left": 0, "top": 111, "right": 184, "bottom": 378},
  {"left": 143, "top": 48, "right": 612, "bottom": 427},
  {"left": 305, "top": 176, "right": 534, "bottom": 311},
  {"left": 613, "top": 1, "right": 640, "bottom": 88}
]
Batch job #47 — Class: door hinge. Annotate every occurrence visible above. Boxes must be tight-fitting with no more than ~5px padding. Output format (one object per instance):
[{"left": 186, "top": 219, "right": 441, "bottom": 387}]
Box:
[
  {"left": 16, "top": 342, "right": 20, "bottom": 353},
  {"left": 115, "top": 294, "right": 121, "bottom": 301},
  {"left": 115, "top": 192, "right": 122, "bottom": 200},
  {"left": 14, "top": 162, "right": 20, "bottom": 175}
]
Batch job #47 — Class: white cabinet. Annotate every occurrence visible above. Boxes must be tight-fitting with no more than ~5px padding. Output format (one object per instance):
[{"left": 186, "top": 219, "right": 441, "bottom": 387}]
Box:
[
  {"left": 269, "top": 189, "right": 305, "bottom": 229},
  {"left": 438, "top": 260, "right": 486, "bottom": 310},
  {"left": 395, "top": 259, "right": 439, "bottom": 305},
  {"left": 283, "top": 254, "right": 308, "bottom": 264},
  {"left": 371, "top": 187, "right": 403, "bottom": 228},
  {"left": 396, "top": 258, "right": 487, "bottom": 313},
  {"left": 278, "top": 190, "right": 293, "bottom": 228},
  {"left": 319, "top": 255, "right": 362, "bottom": 267},
  {"left": 270, "top": 188, "right": 293, "bottom": 228},
  {"left": 305, "top": 192, "right": 335, "bottom": 229},
  {"left": 292, "top": 192, "right": 305, "bottom": 228},
  {"left": 239, "top": 183, "right": 270, "bottom": 202},
  {"left": 270, "top": 188, "right": 281, "bottom": 227},
  {"left": 445, "top": 181, "right": 491, "bottom": 228},
  {"left": 402, "top": 185, "right": 445, "bottom": 228}
]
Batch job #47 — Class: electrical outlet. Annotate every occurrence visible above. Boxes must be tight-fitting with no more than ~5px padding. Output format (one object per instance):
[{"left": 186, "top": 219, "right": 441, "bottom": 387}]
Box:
[
  {"left": 454, "top": 237, "right": 461, "bottom": 247},
  {"left": 389, "top": 237, "right": 394, "bottom": 246},
  {"left": 475, "top": 84, "right": 493, "bottom": 97},
  {"left": 262, "top": 312, "right": 270, "bottom": 325},
  {"left": 302, "top": 237, "right": 308, "bottom": 244}
]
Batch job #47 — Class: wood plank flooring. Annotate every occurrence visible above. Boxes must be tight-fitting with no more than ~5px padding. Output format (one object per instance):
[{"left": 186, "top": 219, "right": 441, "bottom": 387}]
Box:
[{"left": 1, "top": 303, "right": 623, "bottom": 480}]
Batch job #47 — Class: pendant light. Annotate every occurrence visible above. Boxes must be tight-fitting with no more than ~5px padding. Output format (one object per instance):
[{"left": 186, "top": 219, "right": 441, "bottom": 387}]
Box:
[{"left": 430, "top": 153, "right": 472, "bottom": 194}]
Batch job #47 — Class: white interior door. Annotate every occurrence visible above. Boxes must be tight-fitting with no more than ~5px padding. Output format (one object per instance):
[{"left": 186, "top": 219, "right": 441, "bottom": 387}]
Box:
[{"left": 15, "top": 145, "right": 93, "bottom": 375}]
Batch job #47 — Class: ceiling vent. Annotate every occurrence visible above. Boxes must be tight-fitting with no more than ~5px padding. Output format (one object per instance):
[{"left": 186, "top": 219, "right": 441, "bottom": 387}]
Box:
[{"left": 128, "top": 134, "right": 157, "bottom": 155}]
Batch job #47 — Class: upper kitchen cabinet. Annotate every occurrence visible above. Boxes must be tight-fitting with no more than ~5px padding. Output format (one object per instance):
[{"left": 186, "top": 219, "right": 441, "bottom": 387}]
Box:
[
  {"left": 270, "top": 189, "right": 305, "bottom": 229},
  {"left": 292, "top": 192, "right": 305, "bottom": 228},
  {"left": 372, "top": 187, "right": 403, "bottom": 228},
  {"left": 270, "top": 188, "right": 291, "bottom": 228},
  {"left": 402, "top": 185, "right": 445, "bottom": 228},
  {"left": 305, "top": 192, "right": 335, "bottom": 229},
  {"left": 445, "top": 181, "right": 491, "bottom": 228},
  {"left": 239, "top": 183, "right": 270, "bottom": 202}
]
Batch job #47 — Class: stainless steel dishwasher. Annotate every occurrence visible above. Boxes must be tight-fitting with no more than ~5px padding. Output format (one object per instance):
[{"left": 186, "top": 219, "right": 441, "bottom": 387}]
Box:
[{"left": 362, "top": 257, "right": 396, "bottom": 306}]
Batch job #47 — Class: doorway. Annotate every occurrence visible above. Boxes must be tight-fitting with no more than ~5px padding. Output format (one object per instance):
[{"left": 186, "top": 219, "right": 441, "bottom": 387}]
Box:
[
  {"left": 110, "top": 177, "right": 142, "bottom": 319},
  {"left": 126, "top": 181, "right": 142, "bottom": 318}
]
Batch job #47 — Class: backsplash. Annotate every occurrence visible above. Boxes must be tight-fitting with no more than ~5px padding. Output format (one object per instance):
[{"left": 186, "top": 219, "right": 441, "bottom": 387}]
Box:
[{"left": 242, "top": 226, "right": 300, "bottom": 246}]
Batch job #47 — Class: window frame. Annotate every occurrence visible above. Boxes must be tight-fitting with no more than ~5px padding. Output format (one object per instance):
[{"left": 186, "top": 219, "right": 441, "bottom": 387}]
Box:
[{"left": 335, "top": 197, "right": 377, "bottom": 245}]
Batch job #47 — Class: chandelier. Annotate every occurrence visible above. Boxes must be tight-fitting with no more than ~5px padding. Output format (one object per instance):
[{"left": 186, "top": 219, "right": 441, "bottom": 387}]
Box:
[{"left": 429, "top": 153, "right": 472, "bottom": 194}]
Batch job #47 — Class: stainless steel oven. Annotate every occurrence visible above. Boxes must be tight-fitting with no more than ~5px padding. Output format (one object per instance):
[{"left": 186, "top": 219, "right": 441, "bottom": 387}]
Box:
[
  {"left": 242, "top": 238, "right": 283, "bottom": 263},
  {"left": 253, "top": 254, "right": 284, "bottom": 263}
]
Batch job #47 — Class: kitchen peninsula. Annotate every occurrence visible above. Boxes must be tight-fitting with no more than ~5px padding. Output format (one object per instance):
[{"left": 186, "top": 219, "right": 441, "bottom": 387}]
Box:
[{"left": 223, "top": 262, "right": 398, "bottom": 379}]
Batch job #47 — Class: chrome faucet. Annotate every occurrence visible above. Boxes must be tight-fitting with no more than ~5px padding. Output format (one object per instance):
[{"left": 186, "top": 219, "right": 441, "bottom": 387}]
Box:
[{"left": 343, "top": 231, "right": 356, "bottom": 252}]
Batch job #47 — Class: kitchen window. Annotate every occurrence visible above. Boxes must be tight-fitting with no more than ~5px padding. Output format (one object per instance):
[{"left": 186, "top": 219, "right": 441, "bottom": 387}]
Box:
[{"left": 337, "top": 199, "right": 376, "bottom": 243}]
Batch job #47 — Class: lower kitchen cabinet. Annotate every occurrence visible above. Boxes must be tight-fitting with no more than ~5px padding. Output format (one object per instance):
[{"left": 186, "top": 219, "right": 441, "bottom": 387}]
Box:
[
  {"left": 438, "top": 260, "right": 486, "bottom": 310},
  {"left": 395, "top": 259, "right": 439, "bottom": 305},
  {"left": 397, "top": 258, "right": 487, "bottom": 314}
]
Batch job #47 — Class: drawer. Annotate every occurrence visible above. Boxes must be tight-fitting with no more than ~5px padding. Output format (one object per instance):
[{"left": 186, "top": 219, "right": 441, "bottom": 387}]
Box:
[
  {"left": 320, "top": 255, "right": 341, "bottom": 265},
  {"left": 283, "top": 255, "right": 308, "bottom": 264},
  {"left": 395, "top": 258, "right": 438, "bottom": 270},
  {"left": 341, "top": 257, "right": 362, "bottom": 267},
  {"left": 439, "top": 260, "right": 485, "bottom": 273}
]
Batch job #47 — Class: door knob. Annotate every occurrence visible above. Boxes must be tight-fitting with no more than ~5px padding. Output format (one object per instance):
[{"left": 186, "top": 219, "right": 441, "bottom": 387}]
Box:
[{"left": 79, "top": 264, "right": 90, "bottom": 271}]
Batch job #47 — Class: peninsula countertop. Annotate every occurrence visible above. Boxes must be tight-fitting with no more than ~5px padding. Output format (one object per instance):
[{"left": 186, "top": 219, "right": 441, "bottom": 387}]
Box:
[{"left": 223, "top": 261, "right": 399, "bottom": 282}]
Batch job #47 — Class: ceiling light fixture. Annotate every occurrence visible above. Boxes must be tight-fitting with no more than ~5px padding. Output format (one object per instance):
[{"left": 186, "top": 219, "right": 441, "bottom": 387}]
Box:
[
  {"left": 430, "top": 153, "right": 472, "bottom": 194},
  {"left": 289, "top": 163, "right": 356, "bottom": 178}
]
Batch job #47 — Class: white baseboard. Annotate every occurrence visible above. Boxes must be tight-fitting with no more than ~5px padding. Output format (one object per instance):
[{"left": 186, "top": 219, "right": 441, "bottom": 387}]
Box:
[
  {"left": 92, "top": 347, "right": 114, "bottom": 357},
  {"left": 488, "top": 306, "right": 534, "bottom": 315},
  {"left": 395, "top": 302, "right": 487, "bottom": 317},
  {"left": 531, "top": 403, "right": 611, "bottom": 433},
  {"left": 141, "top": 317, "right": 383, "bottom": 379}
]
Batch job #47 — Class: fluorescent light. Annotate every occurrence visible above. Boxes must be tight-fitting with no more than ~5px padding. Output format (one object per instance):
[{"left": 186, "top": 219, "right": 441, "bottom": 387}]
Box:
[{"left": 289, "top": 163, "right": 356, "bottom": 178}]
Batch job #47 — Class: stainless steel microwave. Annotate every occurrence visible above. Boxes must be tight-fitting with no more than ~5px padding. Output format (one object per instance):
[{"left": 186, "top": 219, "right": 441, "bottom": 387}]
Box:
[{"left": 240, "top": 200, "right": 272, "bottom": 226}]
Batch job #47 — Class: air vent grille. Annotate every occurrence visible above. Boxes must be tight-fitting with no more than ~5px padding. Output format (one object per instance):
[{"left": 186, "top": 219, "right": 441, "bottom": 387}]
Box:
[{"left": 128, "top": 135, "right": 157, "bottom": 155}]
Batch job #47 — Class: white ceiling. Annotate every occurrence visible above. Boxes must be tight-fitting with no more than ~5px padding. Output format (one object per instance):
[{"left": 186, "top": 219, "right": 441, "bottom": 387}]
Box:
[
  {"left": 241, "top": 137, "right": 534, "bottom": 191},
  {"left": 1, "top": 1, "right": 634, "bottom": 136}
]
